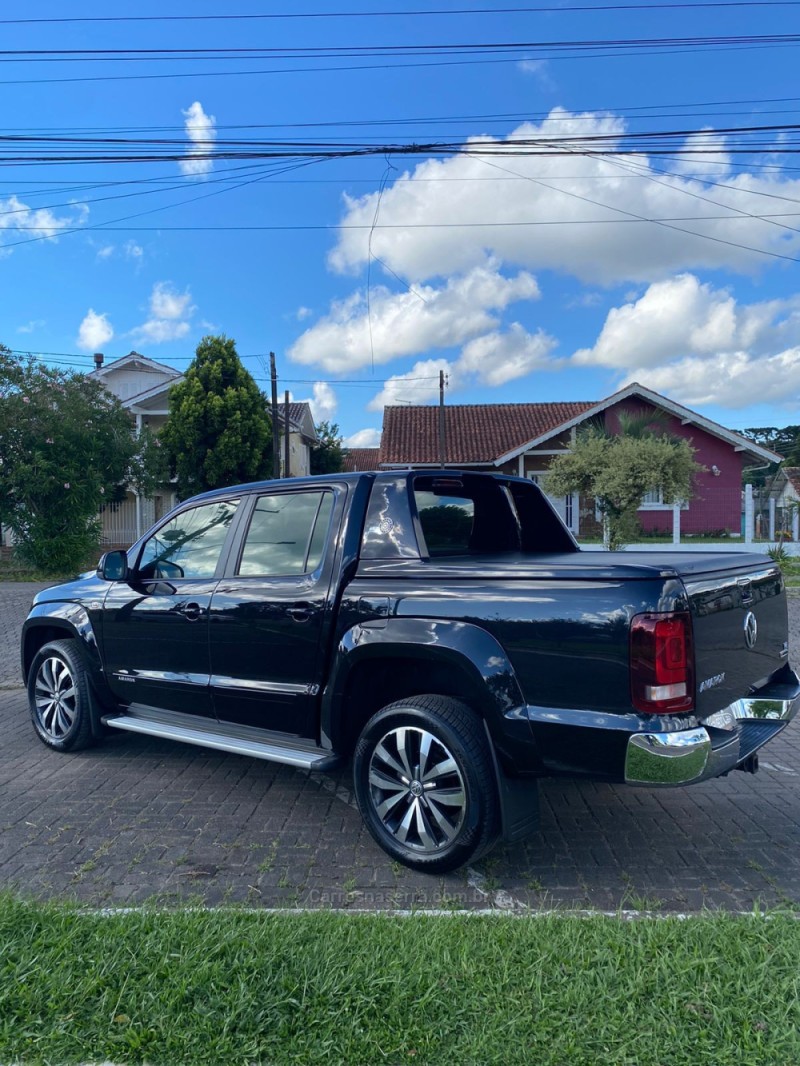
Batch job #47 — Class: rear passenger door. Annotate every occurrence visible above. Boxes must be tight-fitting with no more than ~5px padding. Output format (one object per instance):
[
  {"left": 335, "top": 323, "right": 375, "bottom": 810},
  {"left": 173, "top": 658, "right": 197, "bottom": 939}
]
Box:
[{"left": 208, "top": 487, "right": 340, "bottom": 738}]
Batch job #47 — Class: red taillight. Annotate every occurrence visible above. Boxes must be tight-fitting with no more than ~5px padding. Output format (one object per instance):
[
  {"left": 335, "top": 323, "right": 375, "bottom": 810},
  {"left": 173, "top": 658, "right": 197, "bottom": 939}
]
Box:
[{"left": 630, "top": 612, "right": 694, "bottom": 714}]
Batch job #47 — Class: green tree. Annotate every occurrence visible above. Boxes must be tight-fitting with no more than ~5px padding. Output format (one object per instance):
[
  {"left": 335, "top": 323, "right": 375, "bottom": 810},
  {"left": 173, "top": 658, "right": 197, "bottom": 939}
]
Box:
[
  {"left": 546, "top": 427, "right": 704, "bottom": 550},
  {"left": 741, "top": 425, "right": 800, "bottom": 498},
  {"left": 310, "top": 420, "right": 345, "bottom": 475},
  {"left": 160, "top": 335, "right": 272, "bottom": 498},
  {"left": 743, "top": 425, "right": 800, "bottom": 467},
  {"left": 0, "top": 347, "right": 154, "bottom": 574}
]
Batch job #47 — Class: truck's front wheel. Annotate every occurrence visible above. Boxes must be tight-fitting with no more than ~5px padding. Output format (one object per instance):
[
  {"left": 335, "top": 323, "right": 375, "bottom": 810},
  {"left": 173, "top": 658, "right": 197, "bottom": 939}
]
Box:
[
  {"left": 353, "top": 695, "right": 499, "bottom": 874},
  {"left": 27, "top": 639, "right": 96, "bottom": 753}
]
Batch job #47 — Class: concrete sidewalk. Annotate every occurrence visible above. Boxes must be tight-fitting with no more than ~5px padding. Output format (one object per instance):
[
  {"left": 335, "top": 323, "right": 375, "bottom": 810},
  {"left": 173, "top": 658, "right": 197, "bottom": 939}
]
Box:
[{"left": 2, "top": 580, "right": 800, "bottom": 912}]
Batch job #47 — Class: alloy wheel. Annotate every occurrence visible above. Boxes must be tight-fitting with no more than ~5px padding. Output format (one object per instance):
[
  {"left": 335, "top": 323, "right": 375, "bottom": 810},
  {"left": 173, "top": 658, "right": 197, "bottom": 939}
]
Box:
[
  {"left": 367, "top": 726, "right": 467, "bottom": 852},
  {"left": 34, "top": 656, "right": 77, "bottom": 740}
]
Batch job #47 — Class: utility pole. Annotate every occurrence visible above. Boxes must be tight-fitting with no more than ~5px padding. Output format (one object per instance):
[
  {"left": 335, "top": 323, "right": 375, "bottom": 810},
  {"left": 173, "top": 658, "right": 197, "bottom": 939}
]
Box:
[
  {"left": 270, "top": 352, "right": 280, "bottom": 479},
  {"left": 438, "top": 369, "right": 447, "bottom": 468},
  {"left": 284, "top": 389, "right": 291, "bottom": 478}
]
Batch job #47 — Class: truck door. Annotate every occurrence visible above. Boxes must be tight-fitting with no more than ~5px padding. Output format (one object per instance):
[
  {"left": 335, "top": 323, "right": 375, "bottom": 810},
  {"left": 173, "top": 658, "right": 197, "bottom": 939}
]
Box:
[
  {"left": 208, "top": 487, "right": 340, "bottom": 738},
  {"left": 102, "top": 498, "right": 240, "bottom": 718}
]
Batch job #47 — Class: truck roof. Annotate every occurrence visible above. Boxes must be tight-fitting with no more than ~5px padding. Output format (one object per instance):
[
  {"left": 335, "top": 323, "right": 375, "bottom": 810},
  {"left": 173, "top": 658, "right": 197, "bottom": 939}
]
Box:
[{"left": 184, "top": 468, "right": 529, "bottom": 505}]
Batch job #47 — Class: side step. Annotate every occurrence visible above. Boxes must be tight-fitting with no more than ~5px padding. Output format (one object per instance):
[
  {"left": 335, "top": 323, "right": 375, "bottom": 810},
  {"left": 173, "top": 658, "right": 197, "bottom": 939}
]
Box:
[{"left": 103, "top": 708, "right": 341, "bottom": 772}]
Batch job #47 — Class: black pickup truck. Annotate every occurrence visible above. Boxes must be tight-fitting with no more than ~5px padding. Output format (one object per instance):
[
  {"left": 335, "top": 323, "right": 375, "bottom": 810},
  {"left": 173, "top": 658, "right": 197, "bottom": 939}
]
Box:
[{"left": 21, "top": 470, "right": 800, "bottom": 872}]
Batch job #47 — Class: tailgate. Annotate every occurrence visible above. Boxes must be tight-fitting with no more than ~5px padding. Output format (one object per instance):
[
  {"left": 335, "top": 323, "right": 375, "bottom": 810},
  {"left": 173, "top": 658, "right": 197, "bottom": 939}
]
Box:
[{"left": 682, "top": 561, "right": 788, "bottom": 717}]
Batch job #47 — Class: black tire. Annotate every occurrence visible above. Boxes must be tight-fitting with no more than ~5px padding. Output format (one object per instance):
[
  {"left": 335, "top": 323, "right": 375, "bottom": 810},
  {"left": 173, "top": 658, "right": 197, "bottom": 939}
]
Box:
[
  {"left": 27, "top": 639, "right": 96, "bottom": 753},
  {"left": 353, "top": 695, "right": 500, "bottom": 874}
]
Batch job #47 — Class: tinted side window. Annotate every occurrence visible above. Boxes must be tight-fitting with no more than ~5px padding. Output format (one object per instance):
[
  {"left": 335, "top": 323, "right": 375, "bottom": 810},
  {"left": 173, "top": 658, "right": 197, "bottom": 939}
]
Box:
[
  {"left": 138, "top": 500, "right": 239, "bottom": 579},
  {"left": 238, "top": 491, "right": 333, "bottom": 576},
  {"left": 414, "top": 490, "right": 475, "bottom": 555}
]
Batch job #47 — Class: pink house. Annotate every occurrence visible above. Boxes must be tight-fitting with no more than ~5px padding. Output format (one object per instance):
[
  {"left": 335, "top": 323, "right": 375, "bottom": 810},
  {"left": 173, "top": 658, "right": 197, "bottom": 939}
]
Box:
[{"left": 345, "top": 383, "right": 782, "bottom": 539}]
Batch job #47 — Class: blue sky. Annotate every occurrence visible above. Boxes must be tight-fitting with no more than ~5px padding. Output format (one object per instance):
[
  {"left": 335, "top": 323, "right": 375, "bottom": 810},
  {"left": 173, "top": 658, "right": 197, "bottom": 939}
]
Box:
[{"left": 2, "top": 1, "right": 800, "bottom": 447}]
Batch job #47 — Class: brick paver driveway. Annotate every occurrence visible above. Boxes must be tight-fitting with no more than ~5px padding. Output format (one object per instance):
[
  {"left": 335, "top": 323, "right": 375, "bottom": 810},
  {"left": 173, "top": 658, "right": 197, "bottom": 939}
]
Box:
[{"left": 2, "top": 580, "right": 799, "bottom": 911}]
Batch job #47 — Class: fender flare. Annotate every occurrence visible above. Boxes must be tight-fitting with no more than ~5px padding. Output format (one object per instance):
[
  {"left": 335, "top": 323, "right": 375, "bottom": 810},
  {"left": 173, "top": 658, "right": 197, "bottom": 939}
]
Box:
[
  {"left": 322, "top": 615, "right": 526, "bottom": 747},
  {"left": 322, "top": 616, "right": 539, "bottom": 843},
  {"left": 21, "top": 604, "right": 111, "bottom": 734}
]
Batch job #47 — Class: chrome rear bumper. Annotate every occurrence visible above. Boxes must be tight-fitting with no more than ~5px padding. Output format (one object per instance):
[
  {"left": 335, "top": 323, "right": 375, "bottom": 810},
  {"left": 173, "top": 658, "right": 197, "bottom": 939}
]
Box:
[{"left": 624, "top": 670, "right": 800, "bottom": 787}]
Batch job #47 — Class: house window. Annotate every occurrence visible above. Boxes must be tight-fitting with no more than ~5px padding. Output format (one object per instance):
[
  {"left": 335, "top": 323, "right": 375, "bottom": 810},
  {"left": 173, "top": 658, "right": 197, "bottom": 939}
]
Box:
[{"left": 639, "top": 489, "right": 689, "bottom": 511}]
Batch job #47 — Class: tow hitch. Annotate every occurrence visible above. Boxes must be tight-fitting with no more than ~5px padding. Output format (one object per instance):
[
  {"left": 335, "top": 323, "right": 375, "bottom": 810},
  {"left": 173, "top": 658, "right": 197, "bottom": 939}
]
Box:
[{"left": 737, "top": 753, "right": 759, "bottom": 774}]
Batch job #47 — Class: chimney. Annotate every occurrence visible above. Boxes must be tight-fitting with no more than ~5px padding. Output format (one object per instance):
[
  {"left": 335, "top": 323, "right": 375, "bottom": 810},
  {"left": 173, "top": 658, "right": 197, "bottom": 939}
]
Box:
[{"left": 93, "top": 353, "right": 104, "bottom": 369}]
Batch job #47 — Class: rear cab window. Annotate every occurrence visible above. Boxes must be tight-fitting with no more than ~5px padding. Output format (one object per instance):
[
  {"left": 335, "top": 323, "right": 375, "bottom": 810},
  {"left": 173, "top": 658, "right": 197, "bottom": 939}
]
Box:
[{"left": 412, "top": 473, "right": 576, "bottom": 557}]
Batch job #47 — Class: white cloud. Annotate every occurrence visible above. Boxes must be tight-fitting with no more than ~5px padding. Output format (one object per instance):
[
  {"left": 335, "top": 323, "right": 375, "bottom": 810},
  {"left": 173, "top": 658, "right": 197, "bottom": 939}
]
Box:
[
  {"left": 130, "top": 282, "right": 196, "bottom": 345},
  {"left": 344, "top": 427, "right": 381, "bottom": 448},
  {"left": 149, "top": 281, "right": 194, "bottom": 320},
  {"left": 517, "top": 59, "right": 554, "bottom": 89},
  {"left": 295, "top": 306, "right": 313, "bottom": 321},
  {"left": 306, "top": 382, "right": 338, "bottom": 423},
  {"left": 289, "top": 264, "right": 539, "bottom": 372},
  {"left": 621, "top": 350, "right": 800, "bottom": 409},
  {"left": 574, "top": 274, "right": 800, "bottom": 369},
  {"left": 95, "top": 240, "right": 143, "bottom": 264},
  {"left": 367, "top": 358, "right": 456, "bottom": 412},
  {"left": 77, "top": 309, "right": 113, "bottom": 352},
  {"left": 572, "top": 272, "right": 800, "bottom": 408},
  {"left": 362, "top": 323, "right": 560, "bottom": 410},
  {"left": 565, "top": 291, "right": 603, "bottom": 309},
  {"left": 180, "top": 101, "right": 216, "bottom": 178},
  {"left": 329, "top": 108, "right": 800, "bottom": 285},
  {"left": 0, "top": 195, "right": 88, "bottom": 252},
  {"left": 458, "top": 323, "right": 558, "bottom": 385},
  {"left": 17, "top": 319, "right": 45, "bottom": 334},
  {"left": 670, "top": 129, "right": 731, "bottom": 178},
  {"left": 134, "top": 319, "right": 192, "bottom": 344}
]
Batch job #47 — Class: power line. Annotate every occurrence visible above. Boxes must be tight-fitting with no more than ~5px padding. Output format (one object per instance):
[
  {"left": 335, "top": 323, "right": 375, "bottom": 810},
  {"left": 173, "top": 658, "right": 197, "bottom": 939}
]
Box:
[
  {"left": 5, "top": 213, "right": 800, "bottom": 229},
  {"left": 5, "top": 95, "right": 800, "bottom": 135},
  {"left": 2, "top": 124, "right": 800, "bottom": 168},
  {"left": 2, "top": 3, "right": 799, "bottom": 25},
  {"left": 3, "top": 34, "right": 800, "bottom": 62},
  {"left": 2, "top": 41, "right": 800, "bottom": 87},
  {"left": 6, "top": 349, "right": 442, "bottom": 386}
]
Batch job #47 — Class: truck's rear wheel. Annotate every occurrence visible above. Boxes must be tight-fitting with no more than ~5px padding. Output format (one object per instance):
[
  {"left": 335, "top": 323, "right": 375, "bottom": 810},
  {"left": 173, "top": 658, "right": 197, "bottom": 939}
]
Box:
[{"left": 353, "top": 695, "right": 499, "bottom": 874}]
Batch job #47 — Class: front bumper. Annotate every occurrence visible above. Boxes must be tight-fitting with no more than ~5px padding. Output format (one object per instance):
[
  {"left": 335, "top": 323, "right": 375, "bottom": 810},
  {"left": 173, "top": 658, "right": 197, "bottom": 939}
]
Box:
[{"left": 624, "top": 669, "right": 800, "bottom": 787}]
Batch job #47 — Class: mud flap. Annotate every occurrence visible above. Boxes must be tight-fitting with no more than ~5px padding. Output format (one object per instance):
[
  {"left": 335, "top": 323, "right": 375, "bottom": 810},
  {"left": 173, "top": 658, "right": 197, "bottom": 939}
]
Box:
[{"left": 483, "top": 721, "right": 540, "bottom": 843}]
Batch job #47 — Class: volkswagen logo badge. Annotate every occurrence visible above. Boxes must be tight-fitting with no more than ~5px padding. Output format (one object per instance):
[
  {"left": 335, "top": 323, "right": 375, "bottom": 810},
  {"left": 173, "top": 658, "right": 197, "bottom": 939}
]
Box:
[{"left": 744, "top": 611, "right": 758, "bottom": 649}]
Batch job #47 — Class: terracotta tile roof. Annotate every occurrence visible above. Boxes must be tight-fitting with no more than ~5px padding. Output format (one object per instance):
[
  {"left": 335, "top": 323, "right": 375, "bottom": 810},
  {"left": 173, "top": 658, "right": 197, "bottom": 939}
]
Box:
[
  {"left": 379, "top": 402, "right": 595, "bottom": 465},
  {"left": 342, "top": 447, "right": 380, "bottom": 472},
  {"left": 783, "top": 466, "right": 800, "bottom": 495}
]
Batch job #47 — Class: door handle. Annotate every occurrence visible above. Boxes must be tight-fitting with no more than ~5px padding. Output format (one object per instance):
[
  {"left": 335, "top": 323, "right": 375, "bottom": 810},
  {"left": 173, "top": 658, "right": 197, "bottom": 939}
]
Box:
[
  {"left": 287, "top": 603, "right": 313, "bottom": 623},
  {"left": 179, "top": 601, "right": 203, "bottom": 621}
]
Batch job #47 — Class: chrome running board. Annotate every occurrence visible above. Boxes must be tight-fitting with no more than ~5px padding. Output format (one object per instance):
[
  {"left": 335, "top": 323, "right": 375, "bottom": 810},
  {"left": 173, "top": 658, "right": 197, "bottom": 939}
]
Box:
[{"left": 103, "top": 707, "right": 340, "bottom": 771}]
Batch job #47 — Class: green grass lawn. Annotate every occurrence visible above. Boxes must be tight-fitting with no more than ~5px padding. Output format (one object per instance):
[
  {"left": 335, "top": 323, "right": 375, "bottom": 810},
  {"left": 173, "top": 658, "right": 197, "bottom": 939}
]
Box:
[{"left": 1, "top": 895, "right": 799, "bottom": 1065}]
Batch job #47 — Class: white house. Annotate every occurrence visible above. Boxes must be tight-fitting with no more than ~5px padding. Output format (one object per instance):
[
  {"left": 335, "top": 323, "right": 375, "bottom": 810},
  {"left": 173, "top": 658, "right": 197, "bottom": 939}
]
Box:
[
  {"left": 89, "top": 352, "right": 183, "bottom": 547},
  {"left": 276, "top": 401, "right": 318, "bottom": 479},
  {"left": 91, "top": 351, "right": 317, "bottom": 547}
]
